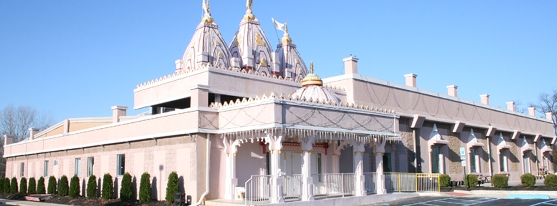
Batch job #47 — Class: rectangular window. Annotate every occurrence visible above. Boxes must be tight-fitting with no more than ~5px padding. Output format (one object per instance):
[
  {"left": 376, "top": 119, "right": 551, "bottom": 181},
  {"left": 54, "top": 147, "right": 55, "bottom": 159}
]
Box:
[
  {"left": 44, "top": 160, "right": 49, "bottom": 177},
  {"left": 523, "top": 153, "right": 530, "bottom": 174},
  {"left": 499, "top": 150, "right": 508, "bottom": 172},
  {"left": 383, "top": 153, "right": 392, "bottom": 172},
  {"left": 117, "top": 154, "right": 125, "bottom": 176},
  {"left": 432, "top": 146, "right": 440, "bottom": 173},
  {"left": 470, "top": 148, "right": 477, "bottom": 173},
  {"left": 20, "top": 162, "right": 24, "bottom": 177},
  {"left": 75, "top": 158, "right": 81, "bottom": 176},
  {"left": 87, "top": 157, "right": 94, "bottom": 177}
]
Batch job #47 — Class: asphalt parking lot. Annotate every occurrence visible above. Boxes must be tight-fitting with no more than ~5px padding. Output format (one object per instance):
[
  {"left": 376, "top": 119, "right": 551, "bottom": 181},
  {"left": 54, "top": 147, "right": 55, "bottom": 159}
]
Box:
[{"left": 367, "top": 196, "right": 557, "bottom": 206}]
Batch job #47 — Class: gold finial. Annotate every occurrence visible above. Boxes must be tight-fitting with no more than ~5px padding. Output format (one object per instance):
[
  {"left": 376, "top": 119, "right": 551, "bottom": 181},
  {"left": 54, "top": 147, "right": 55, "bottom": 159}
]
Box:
[
  {"left": 246, "top": 0, "right": 253, "bottom": 10},
  {"left": 284, "top": 23, "right": 288, "bottom": 33},
  {"left": 310, "top": 61, "right": 314, "bottom": 74}
]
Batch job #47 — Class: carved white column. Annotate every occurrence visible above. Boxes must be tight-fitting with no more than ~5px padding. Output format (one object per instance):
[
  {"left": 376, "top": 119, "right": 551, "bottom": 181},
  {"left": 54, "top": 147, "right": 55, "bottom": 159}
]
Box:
[
  {"left": 374, "top": 138, "right": 387, "bottom": 194},
  {"left": 223, "top": 136, "right": 240, "bottom": 200},
  {"left": 300, "top": 135, "right": 316, "bottom": 201},
  {"left": 266, "top": 133, "right": 284, "bottom": 203},
  {"left": 350, "top": 139, "right": 366, "bottom": 196}
]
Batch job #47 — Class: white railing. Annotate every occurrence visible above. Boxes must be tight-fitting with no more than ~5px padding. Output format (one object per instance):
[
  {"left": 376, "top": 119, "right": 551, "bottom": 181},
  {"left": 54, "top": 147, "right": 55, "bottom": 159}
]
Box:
[
  {"left": 282, "top": 175, "right": 302, "bottom": 201},
  {"left": 321, "top": 173, "right": 355, "bottom": 197},
  {"left": 245, "top": 175, "right": 272, "bottom": 206},
  {"left": 364, "top": 172, "right": 439, "bottom": 193}
]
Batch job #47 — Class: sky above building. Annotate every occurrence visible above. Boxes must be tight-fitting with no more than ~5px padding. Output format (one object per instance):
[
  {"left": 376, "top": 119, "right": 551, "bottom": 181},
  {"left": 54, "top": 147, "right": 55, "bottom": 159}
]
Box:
[{"left": 1, "top": 0, "right": 556, "bottom": 123}]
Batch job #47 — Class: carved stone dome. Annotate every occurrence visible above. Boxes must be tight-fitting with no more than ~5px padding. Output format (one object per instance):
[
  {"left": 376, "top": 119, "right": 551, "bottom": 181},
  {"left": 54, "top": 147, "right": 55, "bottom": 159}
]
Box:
[{"left": 291, "top": 62, "right": 341, "bottom": 103}]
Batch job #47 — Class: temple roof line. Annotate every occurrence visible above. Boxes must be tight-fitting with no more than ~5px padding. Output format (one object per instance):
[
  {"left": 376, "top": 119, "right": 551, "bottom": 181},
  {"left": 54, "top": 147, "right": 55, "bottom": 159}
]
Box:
[{"left": 208, "top": 92, "right": 397, "bottom": 115}]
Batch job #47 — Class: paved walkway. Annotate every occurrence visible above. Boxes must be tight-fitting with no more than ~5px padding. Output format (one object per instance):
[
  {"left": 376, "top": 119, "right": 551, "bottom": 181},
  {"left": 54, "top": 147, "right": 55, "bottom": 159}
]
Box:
[{"left": 0, "top": 199, "right": 67, "bottom": 206}]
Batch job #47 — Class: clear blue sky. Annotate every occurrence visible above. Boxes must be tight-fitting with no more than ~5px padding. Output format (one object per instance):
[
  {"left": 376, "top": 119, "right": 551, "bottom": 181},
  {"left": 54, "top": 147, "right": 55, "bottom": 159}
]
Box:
[{"left": 1, "top": 0, "right": 556, "bottom": 123}]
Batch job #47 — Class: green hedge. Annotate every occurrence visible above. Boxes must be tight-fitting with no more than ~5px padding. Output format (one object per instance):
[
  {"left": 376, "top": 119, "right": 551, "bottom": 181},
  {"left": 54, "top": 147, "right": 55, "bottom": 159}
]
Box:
[
  {"left": 4, "top": 178, "right": 10, "bottom": 194},
  {"left": 545, "top": 174, "right": 557, "bottom": 187},
  {"left": 464, "top": 174, "right": 478, "bottom": 188},
  {"left": 120, "top": 173, "right": 133, "bottom": 201},
  {"left": 28, "top": 177, "right": 36, "bottom": 194},
  {"left": 37, "top": 177, "right": 45, "bottom": 194},
  {"left": 166, "top": 171, "right": 179, "bottom": 204},
  {"left": 492, "top": 174, "right": 508, "bottom": 188},
  {"left": 521, "top": 173, "right": 536, "bottom": 187},
  {"left": 47, "top": 176, "right": 57, "bottom": 194},
  {"left": 69, "top": 175, "right": 80, "bottom": 198},
  {"left": 439, "top": 174, "right": 451, "bottom": 187},
  {"left": 139, "top": 172, "right": 151, "bottom": 203},
  {"left": 102, "top": 173, "right": 114, "bottom": 200},
  {"left": 20, "top": 177, "right": 27, "bottom": 194},
  {"left": 87, "top": 175, "right": 97, "bottom": 198},
  {"left": 10, "top": 177, "right": 18, "bottom": 194},
  {"left": 58, "top": 175, "right": 69, "bottom": 196}
]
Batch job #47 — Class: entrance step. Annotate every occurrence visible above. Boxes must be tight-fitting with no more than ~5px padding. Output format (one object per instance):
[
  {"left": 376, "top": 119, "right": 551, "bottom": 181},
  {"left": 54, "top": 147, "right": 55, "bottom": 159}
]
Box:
[{"left": 205, "top": 199, "right": 245, "bottom": 206}]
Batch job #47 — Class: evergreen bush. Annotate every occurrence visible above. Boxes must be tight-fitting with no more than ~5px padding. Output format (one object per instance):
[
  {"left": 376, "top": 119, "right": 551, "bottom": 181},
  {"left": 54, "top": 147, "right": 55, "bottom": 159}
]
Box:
[
  {"left": 37, "top": 177, "right": 45, "bottom": 194},
  {"left": 521, "top": 173, "right": 536, "bottom": 187},
  {"left": 492, "top": 174, "right": 509, "bottom": 188},
  {"left": 28, "top": 177, "right": 36, "bottom": 194},
  {"left": 58, "top": 175, "right": 69, "bottom": 196},
  {"left": 4, "top": 178, "right": 11, "bottom": 194},
  {"left": 47, "top": 176, "right": 57, "bottom": 194},
  {"left": 69, "top": 175, "right": 80, "bottom": 198},
  {"left": 165, "top": 172, "right": 179, "bottom": 204},
  {"left": 120, "top": 173, "right": 133, "bottom": 201},
  {"left": 10, "top": 177, "right": 18, "bottom": 194},
  {"left": 545, "top": 174, "right": 557, "bottom": 188},
  {"left": 464, "top": 174, "right": 478, "bottom": 188},
  {"left": 101, "top": 173, "right": 114, "bottom": 200},
  {"left": 439, "top": 174, "right": 451, "bottom": 187},
  {"left": 86, "top": 175, "right": 97, "bottom": 198},
  {"left": 139, "top": 172, "right": 151, "bottom": 203},
  {"left": 20, "top": 177, "right": 27, "bottom": 194}
]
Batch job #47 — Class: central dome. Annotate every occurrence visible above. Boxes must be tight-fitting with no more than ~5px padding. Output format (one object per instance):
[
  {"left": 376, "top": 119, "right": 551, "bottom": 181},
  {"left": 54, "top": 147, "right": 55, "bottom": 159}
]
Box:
[{"left": 291, "top": 62, "right": 341, "bottom": 103}]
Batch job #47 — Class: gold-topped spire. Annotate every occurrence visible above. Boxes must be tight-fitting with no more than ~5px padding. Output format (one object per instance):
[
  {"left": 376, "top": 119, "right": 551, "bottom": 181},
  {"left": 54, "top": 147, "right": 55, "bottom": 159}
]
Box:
[
  {"left": 201, "top": 0, "right": 213, "bottom": 23},
  {"left": 246, "top": 0, "right": 253, "bottom": 10},
  {"left": 310, "top": 61, "right": 314, "bottom": 74},
  {"left": 301, "top": 61, "right": 322, "bottom": 87}
]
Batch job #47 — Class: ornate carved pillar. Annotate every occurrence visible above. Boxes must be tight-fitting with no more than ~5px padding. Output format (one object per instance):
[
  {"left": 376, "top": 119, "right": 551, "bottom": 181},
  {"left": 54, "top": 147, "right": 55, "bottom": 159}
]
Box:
[
  {"left": 265, "top": 132, "right": 284, "bottom": 203},
  {"left": 223, "top": 135, "right": 240, "bottom": 200},
  {"left": 374, "top": 138, "right": 387, "bottom": 194},
  {"left": 350, "top": 139, "right": 366, "bottom": 196},
  {"left": 300, "top": 135, "right": 316, "bottom": 201}
]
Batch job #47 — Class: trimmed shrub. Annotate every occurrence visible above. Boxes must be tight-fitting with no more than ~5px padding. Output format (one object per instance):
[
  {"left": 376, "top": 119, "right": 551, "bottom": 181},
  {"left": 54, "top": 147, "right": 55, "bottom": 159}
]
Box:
[
  {"left": 165, "top": 172, "right": 179, "bottom": 204},
  {"left": 37, "top": 177, "right": 45, "bottom": 194},
  {"left": 58, "top": 175, "right": 69, "bottom": 196},
  {"left": 86, "top": 175, "right": 97, "bottom": 198},
  {"left": 464, "top": 174, "right": 478, "bottom": 188},
  {"left": 4, "top": 178, "right": 11, "bottom": 194},
  {"left": 492, "top": 174, "right": 509, "bottom": 188},
  {"left": 69, "top": 175, "right": 80, "bottom": 198},
  {"left": 521, "top": 173, "right": 536, "bottom": 187},
  {"left": 545, "top": 174, "right": 557, "bottom": 188},
  {"left": 10, "top": 177, "right": 18, "bottom": 194},
  {"left": 439, "top": 174, "right": 451, "bottom": 187},
  {"left": 47, "top": 176, "right": 57, "bottom": 194},
  {"left": 28, "top": 177, "right": 36, "bottom": 194},
  {"left": 120, "top": 173, "right": 133, "bottom": 201},
  {"left": 101, "top": 173, "right": 114, "bottom": 200},
  {"left": 139, "top": 172, "right": 151, "bottom": 203},
  {"left": 20, "top": 177, "right": 27, "bottom": 194}
]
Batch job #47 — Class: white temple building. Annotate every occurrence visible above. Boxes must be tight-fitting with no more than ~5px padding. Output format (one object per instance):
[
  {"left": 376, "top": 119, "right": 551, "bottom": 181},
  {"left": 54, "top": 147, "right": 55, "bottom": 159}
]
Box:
[{"left": 3, "top": 1, "right": 556, "bottom": 205}]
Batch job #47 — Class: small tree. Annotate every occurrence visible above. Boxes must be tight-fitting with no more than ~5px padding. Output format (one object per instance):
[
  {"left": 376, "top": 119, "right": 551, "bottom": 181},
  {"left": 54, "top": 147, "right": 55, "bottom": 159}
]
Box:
[
  {"left": 87, "top": 175, "right": 97, "bottom": 198},
  {"left": 166, "top": 172, "right": 179, "bottom": 204},
  {"left": 58, "top": 175, "right": 69, "bottom": 196},
  {"left": 4, "top": 178, "right": 11, "bottom": 194},
  {"left": 521, "top": 173, "right": 536, "bottom": 187},
  {"left": 545, "top": 174, "right": 557, "bottom": 187},
  {"left": 492, "top": 174, "right": 509, "bottom": 188},
  {"left": 20, "top": 177, "right": 27, "bottom": 194},
  {"left": 28, "top": 177, "right": 36, "bottom": 194},
  {"left": 139, "top": 172, "right": 151, "bottom": 203},
  {"left": 10, "top": 177, "right": 18, "bottom": 194},
  {"left": 101, "top": 173, "right": 114, "bottom": 200},
  {"left": 120, "top": 173, "right": 133, "bottom": 202},
  {"left": 47, "top": 176, "right": 57, "bottom": 194},
  {"left": 37, "top": 177, "right": 45, "bottom": 194},
  {"left": 69, "top": 175, "right": 80, "bottom": 198},
  {"left": 465, "top": 174, "right": 478, "bottom": 188},
  {"left": 439, "top": 174, "right": 451, "bottom": 187}
]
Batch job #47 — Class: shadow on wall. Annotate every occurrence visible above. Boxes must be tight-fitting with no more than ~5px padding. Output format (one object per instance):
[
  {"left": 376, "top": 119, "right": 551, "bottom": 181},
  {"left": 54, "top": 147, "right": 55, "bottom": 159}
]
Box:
[
  {"left": 114, "top": 177, "right": 119, "bottom": 199},
  {"left": 97, "top": 178, "right": 101, "bottom": 197},
  {"left": 81, "top": 179, "right": 86, "bottom": 198},
  {"left": 132, "top": 176, "right": 137, "bottom": 200},
  {"left": 179, "top": 176, "right": 185, "bottom": 194},
  {"left": 152, "top": 176, "right": 158, "bottom": 200}
]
